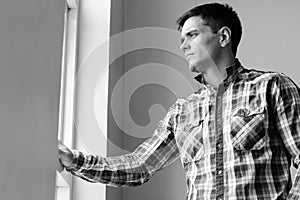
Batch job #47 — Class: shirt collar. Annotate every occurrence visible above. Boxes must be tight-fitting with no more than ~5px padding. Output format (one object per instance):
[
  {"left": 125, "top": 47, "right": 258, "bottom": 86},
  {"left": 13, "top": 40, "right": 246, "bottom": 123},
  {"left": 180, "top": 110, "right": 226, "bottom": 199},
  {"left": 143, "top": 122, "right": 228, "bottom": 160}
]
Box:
[{"left": 194, "top": 58, "right": 243, "bottom": 85}]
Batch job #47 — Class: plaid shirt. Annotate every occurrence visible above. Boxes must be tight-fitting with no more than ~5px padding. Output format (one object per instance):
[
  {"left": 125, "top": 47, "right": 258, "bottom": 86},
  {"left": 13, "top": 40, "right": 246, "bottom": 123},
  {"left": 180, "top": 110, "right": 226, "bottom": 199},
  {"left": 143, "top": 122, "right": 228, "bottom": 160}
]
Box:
[{"left": 66, "top": 59, "right": 300, "bottom": 200}]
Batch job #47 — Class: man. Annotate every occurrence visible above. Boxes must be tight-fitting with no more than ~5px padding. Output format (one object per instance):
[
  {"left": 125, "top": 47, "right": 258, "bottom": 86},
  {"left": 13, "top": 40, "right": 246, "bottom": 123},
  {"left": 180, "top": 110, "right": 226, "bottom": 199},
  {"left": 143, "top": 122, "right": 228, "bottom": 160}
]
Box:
[{"left": 58, "top": 3, "right": 300, "bottom": 199}]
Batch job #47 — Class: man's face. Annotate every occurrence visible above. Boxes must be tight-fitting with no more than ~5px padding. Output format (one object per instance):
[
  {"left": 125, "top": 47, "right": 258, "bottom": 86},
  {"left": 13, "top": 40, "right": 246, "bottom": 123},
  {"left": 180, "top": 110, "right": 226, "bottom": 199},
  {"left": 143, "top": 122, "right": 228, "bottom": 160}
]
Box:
[{"left": 179, "top": 16, "right": 221, "bottom": 73}]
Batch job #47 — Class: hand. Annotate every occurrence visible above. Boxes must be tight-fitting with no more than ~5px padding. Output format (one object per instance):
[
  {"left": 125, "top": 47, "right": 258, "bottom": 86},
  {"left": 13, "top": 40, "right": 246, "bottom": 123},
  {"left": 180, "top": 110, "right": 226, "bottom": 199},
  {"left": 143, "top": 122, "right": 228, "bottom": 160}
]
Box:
[
  {"left": 57, "top": 157, "right": 64, "bottom": 172},
  {"left": 58, "top": 140, "right": 74, "bottom": 168}
]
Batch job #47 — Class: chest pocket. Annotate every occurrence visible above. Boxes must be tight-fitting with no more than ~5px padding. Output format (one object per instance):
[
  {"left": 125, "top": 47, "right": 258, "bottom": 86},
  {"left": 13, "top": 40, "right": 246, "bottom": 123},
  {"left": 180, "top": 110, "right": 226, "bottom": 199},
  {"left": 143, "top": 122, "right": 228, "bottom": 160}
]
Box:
[
  {"left": 179, "top": 117, "right": 207, "bottom": 164},
  {"left": 230, "top": 106, "right": 267, "bottom": 151}
]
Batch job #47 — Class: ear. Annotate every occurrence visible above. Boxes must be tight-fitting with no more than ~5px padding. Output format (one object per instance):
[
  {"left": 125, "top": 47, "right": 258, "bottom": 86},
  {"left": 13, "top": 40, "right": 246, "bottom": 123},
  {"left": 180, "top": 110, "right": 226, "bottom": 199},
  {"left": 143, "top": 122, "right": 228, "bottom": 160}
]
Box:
[{"left": 218, "top": 26, "right": 231, "bottom": 48}]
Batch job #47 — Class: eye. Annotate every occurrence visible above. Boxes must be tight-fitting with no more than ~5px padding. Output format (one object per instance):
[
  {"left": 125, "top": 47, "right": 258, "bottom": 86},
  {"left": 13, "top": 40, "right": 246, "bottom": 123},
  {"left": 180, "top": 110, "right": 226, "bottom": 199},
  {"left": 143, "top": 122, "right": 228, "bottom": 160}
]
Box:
[
  {"left": 186, "top": 31, "right": 199, "bottom": 39},
  {"left": 190, "top": 32, "right": 199, "bottom": 38}
]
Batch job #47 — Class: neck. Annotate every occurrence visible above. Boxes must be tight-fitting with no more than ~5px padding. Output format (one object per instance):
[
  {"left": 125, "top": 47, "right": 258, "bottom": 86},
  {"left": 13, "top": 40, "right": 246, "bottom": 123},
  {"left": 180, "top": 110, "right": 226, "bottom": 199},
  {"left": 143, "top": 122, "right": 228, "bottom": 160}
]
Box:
[{"left": 202, "top": 54, "right": 235, "bottom": 89}]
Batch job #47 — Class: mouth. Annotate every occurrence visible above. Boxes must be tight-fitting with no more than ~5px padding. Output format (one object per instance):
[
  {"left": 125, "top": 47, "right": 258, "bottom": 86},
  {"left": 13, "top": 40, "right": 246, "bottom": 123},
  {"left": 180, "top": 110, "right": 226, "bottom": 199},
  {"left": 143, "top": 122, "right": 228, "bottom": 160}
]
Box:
[{"left": 185, "top": 53, "right": 193, "bottom": 58}]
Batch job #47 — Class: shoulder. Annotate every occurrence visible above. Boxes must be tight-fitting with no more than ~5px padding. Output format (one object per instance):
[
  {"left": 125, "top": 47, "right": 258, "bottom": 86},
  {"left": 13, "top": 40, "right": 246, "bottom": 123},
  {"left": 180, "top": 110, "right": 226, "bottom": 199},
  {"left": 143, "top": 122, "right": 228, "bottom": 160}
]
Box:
[
  {"left": 238, "top": 67, "right": 279, "bottom": 84},
  {"left": 170, "top": 88, "right": 208, "bottom": 115},
  {"left": 270, "top": 72, "right": 300, "bottom": 92},
  {"left": 239, "top": 67, "right": 300, "bottom": 91}
]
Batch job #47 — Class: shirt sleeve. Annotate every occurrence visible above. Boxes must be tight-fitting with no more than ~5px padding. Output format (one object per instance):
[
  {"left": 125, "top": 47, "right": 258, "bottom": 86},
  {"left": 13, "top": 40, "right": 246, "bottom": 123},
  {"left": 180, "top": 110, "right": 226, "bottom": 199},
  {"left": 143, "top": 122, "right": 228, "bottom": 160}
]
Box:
[
  {"left": 64, "top": 100, "right": 183, "bottom": 187},
  {"left": 269, "top": 73, "right": 300, "bottom": 199}
]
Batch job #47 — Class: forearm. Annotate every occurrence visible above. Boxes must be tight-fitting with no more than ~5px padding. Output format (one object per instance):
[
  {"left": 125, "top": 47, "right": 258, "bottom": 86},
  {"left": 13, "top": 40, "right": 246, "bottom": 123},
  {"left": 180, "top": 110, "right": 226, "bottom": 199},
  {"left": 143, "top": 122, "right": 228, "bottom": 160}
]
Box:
[
  {"left": 63, "top": 100, "right": 181, "bottom": 186},
  {"left": 65, "top": 150, "right": 151, "bottom": 187}
]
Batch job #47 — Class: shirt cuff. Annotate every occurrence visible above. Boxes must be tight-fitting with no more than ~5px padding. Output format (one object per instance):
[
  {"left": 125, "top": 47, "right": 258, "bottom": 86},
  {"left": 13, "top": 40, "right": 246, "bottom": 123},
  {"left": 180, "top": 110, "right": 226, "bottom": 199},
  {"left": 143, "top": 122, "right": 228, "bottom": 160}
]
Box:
[{"left": 64, "top": 149, "right": 83, "bottom": 172}]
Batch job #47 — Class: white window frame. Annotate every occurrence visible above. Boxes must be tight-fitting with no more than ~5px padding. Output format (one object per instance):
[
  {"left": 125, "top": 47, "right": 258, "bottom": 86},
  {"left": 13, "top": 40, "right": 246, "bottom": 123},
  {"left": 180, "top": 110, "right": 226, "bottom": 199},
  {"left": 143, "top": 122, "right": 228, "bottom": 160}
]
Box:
[{"left": 55, "top": 0, "right": 79, "bottom": 200}]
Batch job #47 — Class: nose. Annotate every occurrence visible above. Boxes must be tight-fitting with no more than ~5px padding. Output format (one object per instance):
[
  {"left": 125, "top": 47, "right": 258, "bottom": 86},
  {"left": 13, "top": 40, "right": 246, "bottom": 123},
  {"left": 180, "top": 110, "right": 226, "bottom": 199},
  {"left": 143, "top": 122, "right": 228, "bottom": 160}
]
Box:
[{"left": 180, "top": 38, "right": 190, "bottom": 52}]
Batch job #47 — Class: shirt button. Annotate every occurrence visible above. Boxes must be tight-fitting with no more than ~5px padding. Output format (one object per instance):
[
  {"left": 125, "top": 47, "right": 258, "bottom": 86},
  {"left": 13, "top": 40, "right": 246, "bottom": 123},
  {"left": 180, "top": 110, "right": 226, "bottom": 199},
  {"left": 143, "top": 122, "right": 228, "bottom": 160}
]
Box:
[
  {"left": 217, "top": 170, "right": 223, "bottom": 175},
  {"left": 217, "top": 144, "right": 222, "bottom": 149}
]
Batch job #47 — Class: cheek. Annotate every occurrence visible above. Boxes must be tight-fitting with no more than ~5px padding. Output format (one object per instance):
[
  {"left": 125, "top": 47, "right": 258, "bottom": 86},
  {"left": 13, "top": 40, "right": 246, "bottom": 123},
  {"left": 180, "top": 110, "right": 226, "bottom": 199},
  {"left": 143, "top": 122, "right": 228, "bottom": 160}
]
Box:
[
  {"left": 206, "top": 36, "right": 220, "bottom": 51},
  {"left": 191, "top": 43, "right": 205, "bottom": 55},
  {"left": 192, "top": 38, "right": 212, "bottom": 53}
]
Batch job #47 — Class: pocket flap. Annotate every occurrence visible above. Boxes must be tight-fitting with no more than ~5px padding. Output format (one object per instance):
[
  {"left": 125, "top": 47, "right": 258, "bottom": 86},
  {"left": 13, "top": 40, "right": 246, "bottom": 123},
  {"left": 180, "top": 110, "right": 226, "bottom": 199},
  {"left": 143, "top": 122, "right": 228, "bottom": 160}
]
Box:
[
  {"left": 231, "top": 107, "right": 267, "bottom": 151},
  {"left": 232, "top": 106, "right": 265, "bottom": 118}
]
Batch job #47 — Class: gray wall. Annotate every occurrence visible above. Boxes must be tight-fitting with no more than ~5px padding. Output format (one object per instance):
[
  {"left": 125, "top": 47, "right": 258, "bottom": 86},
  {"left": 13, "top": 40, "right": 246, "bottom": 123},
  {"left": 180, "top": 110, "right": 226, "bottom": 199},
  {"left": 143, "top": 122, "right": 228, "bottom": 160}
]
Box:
[
  {"left": 108, "top": 0, "right": 300, "bottom": 200},
  {"left": 108, "top": 1, "right": 196, "bottom": 200},
  {"left": 0, "top": 0, "right": 65, "bottom": 199}
]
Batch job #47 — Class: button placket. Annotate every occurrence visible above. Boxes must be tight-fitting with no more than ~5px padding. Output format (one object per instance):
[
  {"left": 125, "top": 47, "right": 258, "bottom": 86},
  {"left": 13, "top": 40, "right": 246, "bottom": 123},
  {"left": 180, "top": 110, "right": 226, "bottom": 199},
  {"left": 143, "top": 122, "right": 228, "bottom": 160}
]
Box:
[{"left": 215, "top": 84, "right": 225, "bottom": 200}]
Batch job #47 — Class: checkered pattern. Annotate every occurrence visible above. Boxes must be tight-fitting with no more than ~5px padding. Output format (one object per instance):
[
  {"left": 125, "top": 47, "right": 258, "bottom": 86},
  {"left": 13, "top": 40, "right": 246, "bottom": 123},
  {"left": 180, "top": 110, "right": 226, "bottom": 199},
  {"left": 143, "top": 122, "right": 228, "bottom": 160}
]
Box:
[{"left": 65, "top": 59, "right": 300, "bottom": 199}]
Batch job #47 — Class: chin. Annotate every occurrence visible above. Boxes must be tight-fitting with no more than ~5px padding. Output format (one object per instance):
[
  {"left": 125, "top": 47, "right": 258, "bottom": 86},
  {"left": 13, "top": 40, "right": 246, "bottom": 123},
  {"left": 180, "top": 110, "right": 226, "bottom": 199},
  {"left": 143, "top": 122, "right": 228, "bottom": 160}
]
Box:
[{"left": 189, "top": 64, "right": 201, "bottom": 73}]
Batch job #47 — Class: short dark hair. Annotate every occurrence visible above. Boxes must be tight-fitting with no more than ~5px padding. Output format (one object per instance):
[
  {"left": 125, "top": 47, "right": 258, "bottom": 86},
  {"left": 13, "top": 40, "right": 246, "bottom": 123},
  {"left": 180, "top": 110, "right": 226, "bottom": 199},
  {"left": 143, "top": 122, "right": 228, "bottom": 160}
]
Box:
[{"left": 176, "top": 3, "right": 242, "bottom": 55}]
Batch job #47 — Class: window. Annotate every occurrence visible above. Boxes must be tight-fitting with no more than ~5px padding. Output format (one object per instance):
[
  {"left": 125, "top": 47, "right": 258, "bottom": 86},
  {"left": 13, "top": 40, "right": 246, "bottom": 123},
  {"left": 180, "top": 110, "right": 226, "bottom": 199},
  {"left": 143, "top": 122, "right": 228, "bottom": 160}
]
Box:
[{"left": 55, "top": 0, "right": 79, "bottom": 200}]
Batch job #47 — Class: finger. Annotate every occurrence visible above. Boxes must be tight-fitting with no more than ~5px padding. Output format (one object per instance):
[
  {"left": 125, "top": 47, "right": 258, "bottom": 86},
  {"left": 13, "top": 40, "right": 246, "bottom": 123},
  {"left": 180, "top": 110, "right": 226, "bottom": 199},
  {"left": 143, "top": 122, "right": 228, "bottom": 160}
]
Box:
[
  {"left": 58, "top": 142, "right": 69, "bottom": 152},
  {"left": 58, "top": 140, "right": 65, "bottom": 148},
  {"left": 58, "top": 139, "right": 63, "bottom": 145},
  {"left": 57, "top": 159, "right": 65, "bottom": 172}
]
